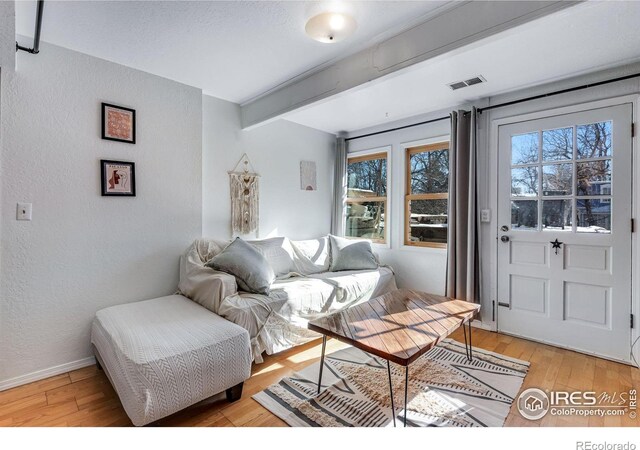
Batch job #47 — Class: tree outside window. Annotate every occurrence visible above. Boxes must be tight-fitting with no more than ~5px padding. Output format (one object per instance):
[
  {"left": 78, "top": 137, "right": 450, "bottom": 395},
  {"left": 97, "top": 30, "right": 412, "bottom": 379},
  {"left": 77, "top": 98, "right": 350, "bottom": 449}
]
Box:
[
  {"left": 405, "top": 142, "right": 449, "bottom": 247},
  {"left": 346, "top": 152, "right": 387, "bottom": 243}
]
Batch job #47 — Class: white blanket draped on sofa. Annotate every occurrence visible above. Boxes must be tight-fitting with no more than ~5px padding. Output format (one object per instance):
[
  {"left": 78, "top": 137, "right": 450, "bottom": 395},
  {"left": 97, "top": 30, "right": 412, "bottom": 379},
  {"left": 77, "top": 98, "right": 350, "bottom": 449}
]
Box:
[{"left": 178, "top": 237, "right": 397, "bottom": 363}]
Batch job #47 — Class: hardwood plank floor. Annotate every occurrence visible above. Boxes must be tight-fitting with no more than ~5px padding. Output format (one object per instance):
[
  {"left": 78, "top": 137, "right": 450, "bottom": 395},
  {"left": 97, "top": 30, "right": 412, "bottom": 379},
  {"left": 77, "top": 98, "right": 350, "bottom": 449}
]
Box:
[{"left": 0, "top": 329, "right": 637, "bottom": 427}]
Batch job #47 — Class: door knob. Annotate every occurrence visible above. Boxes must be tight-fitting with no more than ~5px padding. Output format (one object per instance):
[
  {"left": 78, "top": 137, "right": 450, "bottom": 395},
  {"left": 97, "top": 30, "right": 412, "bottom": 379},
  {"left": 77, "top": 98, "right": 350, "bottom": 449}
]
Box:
[{"left": 501, "top": 235, "right": 510, "bottom": 243}]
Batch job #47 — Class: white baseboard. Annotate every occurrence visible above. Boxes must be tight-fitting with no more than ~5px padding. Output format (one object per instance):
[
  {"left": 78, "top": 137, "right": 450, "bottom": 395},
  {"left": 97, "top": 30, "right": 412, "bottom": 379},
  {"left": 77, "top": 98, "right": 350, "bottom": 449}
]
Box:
[
  {"left": 471, "top": 319, "right": 495, "bottom": 331},
  {"left": 0, "top": 356, "right": 96, "bottom": 392}
]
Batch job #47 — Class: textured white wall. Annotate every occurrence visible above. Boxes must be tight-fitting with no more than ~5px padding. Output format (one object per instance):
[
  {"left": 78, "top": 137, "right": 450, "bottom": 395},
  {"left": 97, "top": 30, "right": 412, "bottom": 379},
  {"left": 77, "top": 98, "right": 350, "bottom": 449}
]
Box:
[
  {"left": 0, "top": 42, "right": 202, "bottom": 385},
  {"left": 0, "top": 1, "right": 14, "bottom": 72},
  {"left": 202, "top": 95, "right": 335, "bottom": 240}
]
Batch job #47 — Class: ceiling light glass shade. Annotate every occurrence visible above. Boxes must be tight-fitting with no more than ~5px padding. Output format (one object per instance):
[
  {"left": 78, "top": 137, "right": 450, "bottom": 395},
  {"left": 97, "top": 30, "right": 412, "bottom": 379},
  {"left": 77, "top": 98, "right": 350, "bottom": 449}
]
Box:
[{"left": 305, "top": 12, "right": 357, "bottom": 43}]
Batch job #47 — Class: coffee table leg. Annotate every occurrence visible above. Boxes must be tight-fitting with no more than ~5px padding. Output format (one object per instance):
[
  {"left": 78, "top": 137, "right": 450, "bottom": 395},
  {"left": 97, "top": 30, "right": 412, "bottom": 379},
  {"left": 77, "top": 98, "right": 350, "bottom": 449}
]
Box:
[
  {"left": 404, "top": 366, "right": 409, "bottom": 427},
  {"left": 468, "top": 320, "right": 473, "bottom": 361},
  {"left": 463, "top": 320, "right": 473, "bottom": 362},
  {"left": 386, "top": 360, "right": 396, "bottom": 427},
  {"left": 317, "top": 335, "right": 327, "bottom": 394}
]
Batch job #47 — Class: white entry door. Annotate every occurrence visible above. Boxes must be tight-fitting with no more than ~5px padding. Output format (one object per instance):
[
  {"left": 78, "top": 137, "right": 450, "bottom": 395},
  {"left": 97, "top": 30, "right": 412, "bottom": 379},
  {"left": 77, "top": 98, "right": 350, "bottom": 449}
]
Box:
[{"left": 497, "top": 103, "right": 633, "bottom": 362}]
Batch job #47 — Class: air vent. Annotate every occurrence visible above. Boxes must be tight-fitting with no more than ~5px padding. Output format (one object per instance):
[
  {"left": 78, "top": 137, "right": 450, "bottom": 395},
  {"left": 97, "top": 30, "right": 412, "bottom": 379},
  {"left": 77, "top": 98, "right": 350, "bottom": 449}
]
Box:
[
  {"left": 447, "top": 75, "right": 486, "bottom": 91},
  {"left": 449, "top": 81, "right": 467, "bottom": 90}
]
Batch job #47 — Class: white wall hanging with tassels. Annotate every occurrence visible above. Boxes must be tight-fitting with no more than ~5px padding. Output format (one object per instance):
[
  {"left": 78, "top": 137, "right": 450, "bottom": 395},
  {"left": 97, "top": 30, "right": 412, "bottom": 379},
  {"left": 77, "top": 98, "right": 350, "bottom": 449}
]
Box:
[{"left": 228, "top": 153, "right": 260, "bottom": 236}]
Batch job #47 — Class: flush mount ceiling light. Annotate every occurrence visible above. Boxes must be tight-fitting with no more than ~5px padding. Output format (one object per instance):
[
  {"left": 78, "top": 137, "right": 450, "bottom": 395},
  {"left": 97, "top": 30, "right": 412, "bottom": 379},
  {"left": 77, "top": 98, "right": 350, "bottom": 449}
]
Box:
[{"left": 305, "top": 12, "right": 357, "bottom": 43}]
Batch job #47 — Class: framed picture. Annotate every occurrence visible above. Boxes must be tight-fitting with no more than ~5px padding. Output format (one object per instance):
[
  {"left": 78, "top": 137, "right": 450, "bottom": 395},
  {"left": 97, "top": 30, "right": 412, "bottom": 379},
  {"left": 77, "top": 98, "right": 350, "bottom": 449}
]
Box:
[
  {"left": 300, "top": 160, "right": 317, "bottom": 191},
  {"left": 101, "top": 103, "right": 136, "bottom": 144},
  {"left": 101, "top": 160, "right": 136, "bottom": 196}
]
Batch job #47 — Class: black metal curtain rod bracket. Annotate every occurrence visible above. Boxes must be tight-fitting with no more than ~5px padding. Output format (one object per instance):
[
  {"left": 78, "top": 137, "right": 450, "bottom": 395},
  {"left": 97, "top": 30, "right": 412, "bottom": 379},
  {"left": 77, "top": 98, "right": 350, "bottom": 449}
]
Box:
[{"left": 16, "top": 0, "right": 45, "bottom": 54}]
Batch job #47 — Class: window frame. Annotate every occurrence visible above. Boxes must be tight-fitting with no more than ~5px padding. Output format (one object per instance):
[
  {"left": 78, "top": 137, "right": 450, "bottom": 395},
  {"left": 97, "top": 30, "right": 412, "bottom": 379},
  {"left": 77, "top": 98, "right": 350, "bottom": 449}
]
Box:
[
  {"left": 404, "top": 141, "right": 450, "bottom": 249},
  {"left": 346, "top": 149, "right": 390, "bottom": 245}
]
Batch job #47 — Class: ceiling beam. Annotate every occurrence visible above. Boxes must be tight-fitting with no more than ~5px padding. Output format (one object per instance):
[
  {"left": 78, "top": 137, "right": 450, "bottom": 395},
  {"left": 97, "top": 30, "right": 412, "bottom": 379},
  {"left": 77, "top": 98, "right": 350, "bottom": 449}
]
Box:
[{"left": 241, "top": 0, "right": 580, "bottom": 130}]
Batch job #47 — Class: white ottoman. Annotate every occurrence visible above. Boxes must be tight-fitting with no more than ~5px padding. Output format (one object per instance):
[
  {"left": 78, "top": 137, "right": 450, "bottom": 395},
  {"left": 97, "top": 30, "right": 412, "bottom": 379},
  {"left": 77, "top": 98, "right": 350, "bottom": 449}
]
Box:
[{"left": 91, "top": 295, "right": 252, "bottom": 426}]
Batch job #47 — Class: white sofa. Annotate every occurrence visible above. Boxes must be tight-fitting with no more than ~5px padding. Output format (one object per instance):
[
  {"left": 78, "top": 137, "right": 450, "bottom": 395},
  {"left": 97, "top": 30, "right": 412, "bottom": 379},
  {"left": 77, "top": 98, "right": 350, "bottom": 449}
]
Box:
[
  {"left": 178, "top": 236, "right": 398, "bottom": 363},
  {"left": 91, "top": 235, "right": 396, "bottom": 425}
]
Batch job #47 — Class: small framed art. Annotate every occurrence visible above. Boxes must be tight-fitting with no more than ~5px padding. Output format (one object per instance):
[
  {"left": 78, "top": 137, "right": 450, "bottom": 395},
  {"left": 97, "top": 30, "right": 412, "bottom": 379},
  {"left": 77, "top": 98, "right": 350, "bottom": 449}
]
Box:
[
  {"left": 300, "top": 160, "right": 317, "bottom": 191},
  {"left": 101, "top": 103, "right": 136, "bottom": 144},
  {"left": 101, "top": 160, "right": 136, "bottom": 197}
]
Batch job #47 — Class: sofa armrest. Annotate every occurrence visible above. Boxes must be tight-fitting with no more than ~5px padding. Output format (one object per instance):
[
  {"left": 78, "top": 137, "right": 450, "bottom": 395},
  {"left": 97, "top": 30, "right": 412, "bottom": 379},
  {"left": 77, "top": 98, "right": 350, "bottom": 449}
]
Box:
[{"left": 178, "top": 241, "right": 237, "bottom": 313}]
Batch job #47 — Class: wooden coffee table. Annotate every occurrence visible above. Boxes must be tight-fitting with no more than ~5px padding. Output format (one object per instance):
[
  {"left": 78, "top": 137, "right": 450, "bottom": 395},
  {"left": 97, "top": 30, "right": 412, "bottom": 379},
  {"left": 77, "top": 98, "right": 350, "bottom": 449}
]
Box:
[{"left": 308, "top": 288, "right": 480, "bottom": 427}]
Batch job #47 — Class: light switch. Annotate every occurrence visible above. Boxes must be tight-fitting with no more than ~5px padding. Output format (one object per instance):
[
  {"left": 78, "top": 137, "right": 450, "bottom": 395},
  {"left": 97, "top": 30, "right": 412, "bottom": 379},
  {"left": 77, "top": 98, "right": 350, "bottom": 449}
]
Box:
[
  {"left": 480, "top": 209, "right": 491, "bottom": 223},
  {"left": 17, "top": 203, "right": 32, "bottom": 221}
]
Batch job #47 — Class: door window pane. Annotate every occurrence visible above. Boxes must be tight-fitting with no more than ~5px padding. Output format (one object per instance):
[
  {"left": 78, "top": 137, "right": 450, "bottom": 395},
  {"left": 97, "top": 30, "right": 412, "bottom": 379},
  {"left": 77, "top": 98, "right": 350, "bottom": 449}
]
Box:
[
  {"left": 576, "top": 160, "right": 612, "bottom": 196},
  {"left": 407, "top": 199, "right": 447, "bottom": 244},
  {"left": 409, "top": 148, "right": 449, "bottom": 194},
  {"left": 542, "top": 200, "right": 572, "bottom": 231},
  {"left": 346, "top": 201, "right": 385, "bottom": 241},
  {"left": 577, "top": 121, "right": 612, "bottom": 159},
  {"left": 542, "top": 127, "right": 573, "bottom": 161},
  {"left": 576, "top": 199, "right": 611, "bottom": 233},
  {"left": 511, "top": 132, "right": 539, "bottom": 165},
  {"left": 511, "top": 200, "right": 538, "bottom": 230},
  {"left": 511, "top": 167, "right": 538, "bottom": 197},
  {"left": 542, "top": 163, "right": 572, "bottom": 196}
]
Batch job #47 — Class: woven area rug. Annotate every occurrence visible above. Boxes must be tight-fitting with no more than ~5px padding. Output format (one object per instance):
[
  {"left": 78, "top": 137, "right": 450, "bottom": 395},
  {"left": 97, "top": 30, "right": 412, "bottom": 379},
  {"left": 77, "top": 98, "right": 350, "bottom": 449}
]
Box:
[{"left": 253, "top": 339, "right": 530, "bottom": 427}]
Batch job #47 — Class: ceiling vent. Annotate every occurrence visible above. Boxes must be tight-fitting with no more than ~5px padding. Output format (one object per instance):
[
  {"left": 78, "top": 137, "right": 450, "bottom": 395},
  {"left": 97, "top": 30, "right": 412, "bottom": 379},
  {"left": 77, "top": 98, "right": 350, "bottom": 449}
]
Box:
[{"left": 447, "top": 75, "right": 486, "bottom": 91}]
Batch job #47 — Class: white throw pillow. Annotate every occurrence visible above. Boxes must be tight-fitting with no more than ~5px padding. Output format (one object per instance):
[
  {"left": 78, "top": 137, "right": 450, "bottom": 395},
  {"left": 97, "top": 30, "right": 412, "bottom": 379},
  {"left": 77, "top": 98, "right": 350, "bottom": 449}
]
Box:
[
  {"left": 249, "top": 237, "right": 296, "bottom": 279},
  {"left": 290, "top": 236, "right": 331, "bottom": 274}
]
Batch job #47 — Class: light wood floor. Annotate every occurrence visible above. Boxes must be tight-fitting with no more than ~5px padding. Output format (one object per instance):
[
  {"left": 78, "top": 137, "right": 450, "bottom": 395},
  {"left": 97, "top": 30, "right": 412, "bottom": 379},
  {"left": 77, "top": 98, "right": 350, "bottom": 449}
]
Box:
[{"left": 0, "top": 328, "right": 638, "bottom": 427}]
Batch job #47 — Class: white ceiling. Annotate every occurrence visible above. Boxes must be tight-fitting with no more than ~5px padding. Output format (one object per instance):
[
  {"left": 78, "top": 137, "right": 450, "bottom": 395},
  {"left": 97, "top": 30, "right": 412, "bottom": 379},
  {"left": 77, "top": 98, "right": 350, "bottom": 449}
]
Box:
[
  {"left": 15, "top": 0, "right": 450, "bottom": 104},
  {"left": 284, "top": 1, "right": 640, "bottom": 133}
]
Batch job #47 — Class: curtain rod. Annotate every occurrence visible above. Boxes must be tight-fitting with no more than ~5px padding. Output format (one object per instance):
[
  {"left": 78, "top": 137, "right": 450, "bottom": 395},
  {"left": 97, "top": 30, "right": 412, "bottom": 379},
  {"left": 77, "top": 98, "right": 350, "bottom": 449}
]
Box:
[
  {"left": 345, "top": 71, "right": 640, "bottom": 142},
  {"left": 345, "top": 115, "right": 451, "bottom": 142},
  {"left": 478, "top": 72, "right": 640, "bottom": 114}
]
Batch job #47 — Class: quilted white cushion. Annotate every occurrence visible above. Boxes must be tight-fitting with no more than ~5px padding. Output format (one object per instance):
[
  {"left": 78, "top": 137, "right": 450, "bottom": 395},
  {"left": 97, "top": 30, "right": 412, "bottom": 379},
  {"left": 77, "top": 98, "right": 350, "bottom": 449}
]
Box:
[{"left": 92, "top": 295, "right": 251, "bottom": 426}]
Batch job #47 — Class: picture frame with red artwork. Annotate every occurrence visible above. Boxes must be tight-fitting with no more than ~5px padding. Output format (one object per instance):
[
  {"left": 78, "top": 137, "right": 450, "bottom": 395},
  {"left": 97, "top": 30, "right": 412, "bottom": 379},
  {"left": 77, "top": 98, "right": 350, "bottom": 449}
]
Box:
[
  {"left": 101, "top": 102, "right": 136, "bottom": 144},
  {"left": 101, "top": 160, "right": 136, "bottom": 197}
]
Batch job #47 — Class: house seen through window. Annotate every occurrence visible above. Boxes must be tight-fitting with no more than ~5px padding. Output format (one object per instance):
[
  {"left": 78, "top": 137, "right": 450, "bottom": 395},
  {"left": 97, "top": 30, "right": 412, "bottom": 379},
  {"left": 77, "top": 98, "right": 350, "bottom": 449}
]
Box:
[
  {"left": 345, "top": 152, "right": 387, "bottom": 243},
  {"left": 405, "top": 142, "right": 449, "bottom": 248}
]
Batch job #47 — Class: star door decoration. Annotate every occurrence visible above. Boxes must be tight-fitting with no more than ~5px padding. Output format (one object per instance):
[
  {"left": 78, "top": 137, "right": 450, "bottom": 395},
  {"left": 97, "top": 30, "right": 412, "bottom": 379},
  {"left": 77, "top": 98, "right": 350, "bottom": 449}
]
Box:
[{"left": 550, "top": 239, "right": 563, "bottom": 255}]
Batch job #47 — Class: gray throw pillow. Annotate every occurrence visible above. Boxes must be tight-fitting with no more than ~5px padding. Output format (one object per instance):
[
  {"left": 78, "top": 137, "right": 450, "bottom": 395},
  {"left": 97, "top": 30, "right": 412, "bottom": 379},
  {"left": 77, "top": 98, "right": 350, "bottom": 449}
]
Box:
[
  {"left": 329, "top": 235, "right": 378, "bottom": 272},
  {"left": 205, "top": 238, "right": 275, "bottom": 295}
]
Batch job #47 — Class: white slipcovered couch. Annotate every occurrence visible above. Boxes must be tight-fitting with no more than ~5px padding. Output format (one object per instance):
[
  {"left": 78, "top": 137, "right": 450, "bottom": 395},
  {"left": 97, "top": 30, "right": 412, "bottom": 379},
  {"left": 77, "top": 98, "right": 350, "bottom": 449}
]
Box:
[
  {"left": 178, "top": 236, "right": 397, "bottom": 363},
  {"left": 91, "top": 235, "right": 396, "bottom": 426}
]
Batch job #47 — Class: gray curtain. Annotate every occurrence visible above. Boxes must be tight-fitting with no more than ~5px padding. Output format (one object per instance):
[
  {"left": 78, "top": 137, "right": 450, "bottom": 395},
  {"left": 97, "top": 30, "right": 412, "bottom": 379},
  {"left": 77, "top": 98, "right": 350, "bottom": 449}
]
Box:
[
  {"left": 331, "top": 137, "right": 347, "bottom": 236},
  {"left": 446, "top": 108, "right": 480, "bottom": 303}
]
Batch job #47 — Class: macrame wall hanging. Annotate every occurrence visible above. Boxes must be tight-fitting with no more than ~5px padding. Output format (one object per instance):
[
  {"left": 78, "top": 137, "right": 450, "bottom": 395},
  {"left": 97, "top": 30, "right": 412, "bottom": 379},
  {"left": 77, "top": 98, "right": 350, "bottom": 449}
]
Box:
[{"left": 228, "top": 153, "right": 260, "bottom": 236}]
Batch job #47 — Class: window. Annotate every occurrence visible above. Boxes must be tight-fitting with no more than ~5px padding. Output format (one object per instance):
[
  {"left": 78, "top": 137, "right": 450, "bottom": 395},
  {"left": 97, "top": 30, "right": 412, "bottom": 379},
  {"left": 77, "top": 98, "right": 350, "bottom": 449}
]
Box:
[
  {"left": 509, "top": 121, "right": 613, "bottom": 232},
  {"left": 405, "top": 142, "right": 449, "bottom": 248},
  {"left": 346, "top": 152, "right": 388, "bottom": 243}
]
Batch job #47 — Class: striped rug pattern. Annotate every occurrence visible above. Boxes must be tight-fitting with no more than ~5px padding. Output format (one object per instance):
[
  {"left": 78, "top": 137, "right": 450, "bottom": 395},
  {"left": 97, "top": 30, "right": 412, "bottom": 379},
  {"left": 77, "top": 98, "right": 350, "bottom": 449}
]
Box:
[{"left": 253, "top": 339, "right": 529, "bottom": 427}]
